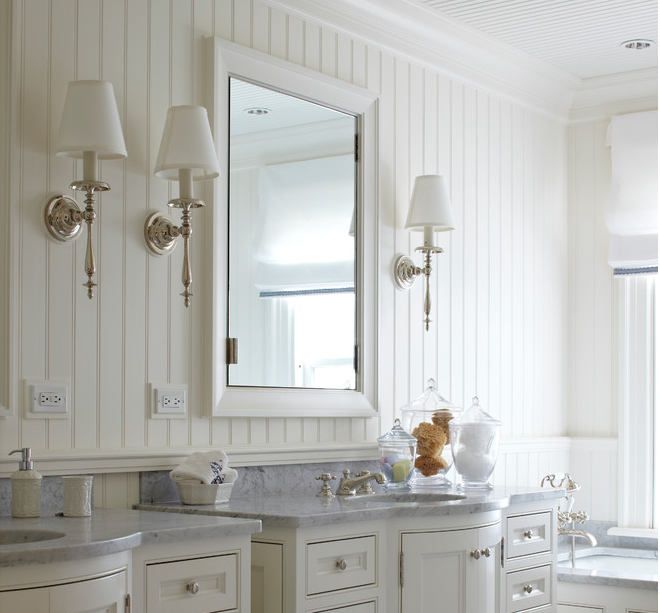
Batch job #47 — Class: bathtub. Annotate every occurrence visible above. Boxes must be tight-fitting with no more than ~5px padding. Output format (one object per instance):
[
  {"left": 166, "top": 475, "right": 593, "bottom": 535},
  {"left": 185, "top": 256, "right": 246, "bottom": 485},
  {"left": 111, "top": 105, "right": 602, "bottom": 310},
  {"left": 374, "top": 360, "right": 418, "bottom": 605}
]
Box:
[{"left": 557, "top": 547, "right": 658, "bottom": 613}]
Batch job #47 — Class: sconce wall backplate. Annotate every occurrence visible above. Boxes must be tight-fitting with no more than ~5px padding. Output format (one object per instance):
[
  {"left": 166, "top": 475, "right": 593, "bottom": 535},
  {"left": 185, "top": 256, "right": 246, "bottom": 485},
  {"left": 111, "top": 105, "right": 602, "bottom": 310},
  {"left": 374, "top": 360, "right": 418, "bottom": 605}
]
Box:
[
  {"left": 393, "top": 254, "right": 419, "bottom": 290},
  {"left": 144, "top": 211, "right": 179, "bottom": 255},
  {"left": 44, "top": 195, "right": 84, "bottom": 242}
]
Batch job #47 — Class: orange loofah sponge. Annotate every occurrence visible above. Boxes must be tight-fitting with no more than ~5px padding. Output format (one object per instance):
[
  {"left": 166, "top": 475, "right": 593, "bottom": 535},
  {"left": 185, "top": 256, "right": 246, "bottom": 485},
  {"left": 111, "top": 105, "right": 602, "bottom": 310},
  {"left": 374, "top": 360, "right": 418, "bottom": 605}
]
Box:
[
  {"left": 412, "top": 421, "right": 446, "bottom": 455},
  {"left": 414, "top": 454, "right": 448, "bottom": 477}
]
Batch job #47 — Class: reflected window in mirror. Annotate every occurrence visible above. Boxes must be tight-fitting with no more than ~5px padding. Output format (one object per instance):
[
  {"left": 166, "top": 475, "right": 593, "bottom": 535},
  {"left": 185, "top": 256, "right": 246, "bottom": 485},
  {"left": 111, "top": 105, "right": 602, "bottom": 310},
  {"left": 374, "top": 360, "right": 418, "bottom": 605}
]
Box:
[{"left": 228, "top": 77, "right": 358, "bottom": 390}]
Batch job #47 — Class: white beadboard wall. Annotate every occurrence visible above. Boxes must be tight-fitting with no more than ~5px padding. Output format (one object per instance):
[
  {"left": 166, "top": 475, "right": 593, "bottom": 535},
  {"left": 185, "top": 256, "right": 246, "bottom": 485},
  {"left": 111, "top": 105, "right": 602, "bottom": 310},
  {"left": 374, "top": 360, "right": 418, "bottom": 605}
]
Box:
[{"left": 1, "top": 0, "right": 576, "bottom": 505}]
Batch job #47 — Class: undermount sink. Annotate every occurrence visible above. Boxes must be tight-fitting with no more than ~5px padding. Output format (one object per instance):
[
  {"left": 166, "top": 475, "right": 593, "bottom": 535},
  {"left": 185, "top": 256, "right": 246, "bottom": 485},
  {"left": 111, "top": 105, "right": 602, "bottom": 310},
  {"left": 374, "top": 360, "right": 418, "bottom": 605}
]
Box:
[
  {"left": 346, "top": 492, "right": 467, "bottom": 503},
  {"left": 0, "top": 529, "right": 66, "bottom": 545}
]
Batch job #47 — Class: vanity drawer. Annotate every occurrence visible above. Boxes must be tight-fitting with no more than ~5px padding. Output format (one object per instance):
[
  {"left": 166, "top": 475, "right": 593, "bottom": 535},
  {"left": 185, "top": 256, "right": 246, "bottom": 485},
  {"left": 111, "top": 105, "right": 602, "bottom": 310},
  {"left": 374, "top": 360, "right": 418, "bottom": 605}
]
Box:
[
  {"left": 146, "top": 553, "right": 238, "bottom": 613},
  {"left": 306, "top": 535, "right": 377, "bottom": 596},
  {"left": 505, "top": 564, "right": 552, "bottom": 613},
  {"left": 506, "top": 512, "right": 551, "bottom": 558}
]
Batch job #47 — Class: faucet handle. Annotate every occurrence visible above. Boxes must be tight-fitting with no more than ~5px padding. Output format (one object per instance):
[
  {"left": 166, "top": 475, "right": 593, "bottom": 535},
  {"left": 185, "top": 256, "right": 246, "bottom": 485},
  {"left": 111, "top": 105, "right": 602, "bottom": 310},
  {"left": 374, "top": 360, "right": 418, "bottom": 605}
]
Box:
[
  {"left": 573, "top": 510, "right": 589, "bottom": 523},
  {"left": 315, "top": 473, "right": 337, "bottom": 499}
]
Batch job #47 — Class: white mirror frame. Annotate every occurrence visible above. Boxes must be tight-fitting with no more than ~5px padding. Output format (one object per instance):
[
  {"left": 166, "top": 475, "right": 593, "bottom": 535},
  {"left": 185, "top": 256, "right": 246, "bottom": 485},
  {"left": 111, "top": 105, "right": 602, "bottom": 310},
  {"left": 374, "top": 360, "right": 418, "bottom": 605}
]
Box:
[{"left": 203, "top": 37, "right": 378, "bottom": 418}]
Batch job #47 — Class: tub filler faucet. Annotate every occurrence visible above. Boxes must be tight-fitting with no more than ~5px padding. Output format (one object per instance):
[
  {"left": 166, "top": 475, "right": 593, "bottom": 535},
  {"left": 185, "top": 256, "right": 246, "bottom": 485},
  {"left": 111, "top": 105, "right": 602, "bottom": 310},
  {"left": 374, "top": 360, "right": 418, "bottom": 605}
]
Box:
[
  {"left": 541, "top": 473, "right": 597, "bottom": 568},
  {"left": 337, "top": 469, "right": 385, "bottom": 495}
]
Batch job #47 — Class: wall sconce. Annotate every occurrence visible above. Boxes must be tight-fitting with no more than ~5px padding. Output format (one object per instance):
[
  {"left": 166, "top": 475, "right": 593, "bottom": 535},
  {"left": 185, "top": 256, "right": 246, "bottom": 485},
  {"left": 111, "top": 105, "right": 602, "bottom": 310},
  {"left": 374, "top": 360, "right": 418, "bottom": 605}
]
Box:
[
  {"left": 45, "top": 80, "right": 127, "bottom": 298},
  {"left": 393, "top": 175, "right": 455, "bottom": 330},
  {"left": 144, "top": 105, "right": 220, "bottom": 307}
]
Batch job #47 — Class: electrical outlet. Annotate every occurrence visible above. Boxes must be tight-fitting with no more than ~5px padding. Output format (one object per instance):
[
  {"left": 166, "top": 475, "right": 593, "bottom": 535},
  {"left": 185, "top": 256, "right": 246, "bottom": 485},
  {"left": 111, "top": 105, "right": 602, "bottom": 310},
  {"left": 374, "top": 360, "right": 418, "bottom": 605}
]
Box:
[
  {"left": 25, "top": 380, "right": 69, "bottom": 418},
  {"left": 150, "top": 384, "right": 187, "bottom": 419}
]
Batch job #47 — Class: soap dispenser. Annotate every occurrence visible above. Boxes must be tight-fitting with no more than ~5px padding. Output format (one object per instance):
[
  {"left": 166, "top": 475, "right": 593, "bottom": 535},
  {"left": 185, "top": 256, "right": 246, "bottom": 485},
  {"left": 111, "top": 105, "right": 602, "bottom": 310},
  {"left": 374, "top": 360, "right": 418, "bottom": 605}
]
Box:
[{"left": 8, "top": 448, "right": 42, "bottom": 517}]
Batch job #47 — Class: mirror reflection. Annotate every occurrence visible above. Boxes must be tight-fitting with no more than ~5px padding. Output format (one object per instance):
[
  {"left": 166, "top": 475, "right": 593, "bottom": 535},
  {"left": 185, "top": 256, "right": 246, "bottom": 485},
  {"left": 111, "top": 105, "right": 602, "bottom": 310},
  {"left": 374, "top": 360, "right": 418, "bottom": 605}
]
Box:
[{"left": 228, "top": 77, "right": 358, "bottom": 390}]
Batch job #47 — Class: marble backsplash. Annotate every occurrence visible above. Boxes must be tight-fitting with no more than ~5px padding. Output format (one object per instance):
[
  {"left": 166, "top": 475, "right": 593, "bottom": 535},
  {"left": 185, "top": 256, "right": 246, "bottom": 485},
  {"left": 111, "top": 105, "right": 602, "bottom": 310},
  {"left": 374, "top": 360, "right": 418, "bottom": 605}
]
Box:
[
  {"left": 0, "top": 460, "right": 380, "bottom": 515},
  {"left": 0, "top": 475, "right": 65, "bottom": 516},
  {"left": 140, "top": 460, "right": 381, "bottom": 504}
]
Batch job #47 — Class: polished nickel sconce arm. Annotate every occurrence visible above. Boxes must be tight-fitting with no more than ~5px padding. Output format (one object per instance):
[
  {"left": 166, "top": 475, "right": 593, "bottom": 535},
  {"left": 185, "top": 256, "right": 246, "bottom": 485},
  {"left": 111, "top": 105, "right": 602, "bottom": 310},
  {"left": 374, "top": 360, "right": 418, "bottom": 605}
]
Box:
[
  {"left": 45, "top": 179, "right": 110, "bottom": 299},
  {"left": 144, "top": 197, "right": 205, "bottom": 308},
  {"left": 394, "top": 245, "right": 443, "bottom": 331}
]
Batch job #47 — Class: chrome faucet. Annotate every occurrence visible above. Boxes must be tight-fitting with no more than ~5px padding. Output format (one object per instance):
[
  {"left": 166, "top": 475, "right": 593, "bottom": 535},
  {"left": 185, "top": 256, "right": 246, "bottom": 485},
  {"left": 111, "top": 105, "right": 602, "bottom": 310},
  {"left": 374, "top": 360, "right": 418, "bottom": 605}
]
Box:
[
  {"left": 541, "top": 473, "right": 597, "bottom": 568},
  {"left": 558, "top": 528, "right": 598, "bottom": 547},
  {"left": 336, "top": 469, "right": 385, "bottom": 495}
]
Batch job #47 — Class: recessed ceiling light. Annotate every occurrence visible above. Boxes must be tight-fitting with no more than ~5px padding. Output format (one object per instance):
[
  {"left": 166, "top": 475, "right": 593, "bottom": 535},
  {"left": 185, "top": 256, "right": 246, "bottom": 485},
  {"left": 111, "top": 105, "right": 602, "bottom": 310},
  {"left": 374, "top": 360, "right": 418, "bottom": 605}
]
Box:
[
  {"left": 620, "top": 39, "right": 655, "bottom": 50},
  {"left": 245, "top": 108, "right": 270, "bottom": 116}
]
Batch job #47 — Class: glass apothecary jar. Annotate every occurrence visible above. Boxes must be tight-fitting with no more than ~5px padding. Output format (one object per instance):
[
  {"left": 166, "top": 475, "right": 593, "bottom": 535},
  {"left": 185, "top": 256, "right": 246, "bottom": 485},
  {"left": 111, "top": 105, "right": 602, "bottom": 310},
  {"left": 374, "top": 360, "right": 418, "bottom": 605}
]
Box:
[
  {"left": 377, "top": 419, "right": 417, "bottom": 490},
  {"left": 400, "top": 379, "right": 461, "bottom": 488},
  {"left": 449, "top": 396, "right": 501, "bottom": 490}
]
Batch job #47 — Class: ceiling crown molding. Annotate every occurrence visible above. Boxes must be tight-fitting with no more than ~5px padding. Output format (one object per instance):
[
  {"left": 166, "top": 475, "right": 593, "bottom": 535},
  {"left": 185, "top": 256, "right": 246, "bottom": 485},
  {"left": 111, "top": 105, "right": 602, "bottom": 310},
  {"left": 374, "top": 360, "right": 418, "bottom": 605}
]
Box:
[
  {"left": 265, "top": 0, "right": 579, "bottom": 119},
  {"left": 570, "top": 68, "right": 659, "bottom": 123}
]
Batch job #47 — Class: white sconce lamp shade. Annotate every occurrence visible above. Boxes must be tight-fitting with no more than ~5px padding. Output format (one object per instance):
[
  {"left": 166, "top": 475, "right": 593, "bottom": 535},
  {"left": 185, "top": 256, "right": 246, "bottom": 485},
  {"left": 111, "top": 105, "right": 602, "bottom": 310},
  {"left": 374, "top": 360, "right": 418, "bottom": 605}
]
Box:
[
  {"left": 54, "top": 80, "right": 127, "bottom": 159},
  {"left": 405, "top": 174, "right": 455, "bottom": 232},
  {"left": 154, "top": 105, "right": 220, "bottom": 181}
]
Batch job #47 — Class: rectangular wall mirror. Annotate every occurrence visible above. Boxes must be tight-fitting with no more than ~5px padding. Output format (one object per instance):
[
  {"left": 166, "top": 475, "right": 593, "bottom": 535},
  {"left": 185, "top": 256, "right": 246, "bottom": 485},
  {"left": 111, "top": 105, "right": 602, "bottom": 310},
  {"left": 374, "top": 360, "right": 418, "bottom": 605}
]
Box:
[
  {"left": 204, "top": 38, "right": 378, "bottom": 417},
  {"left": 228, "top": 77, "right": 358, "bottom": 390}
]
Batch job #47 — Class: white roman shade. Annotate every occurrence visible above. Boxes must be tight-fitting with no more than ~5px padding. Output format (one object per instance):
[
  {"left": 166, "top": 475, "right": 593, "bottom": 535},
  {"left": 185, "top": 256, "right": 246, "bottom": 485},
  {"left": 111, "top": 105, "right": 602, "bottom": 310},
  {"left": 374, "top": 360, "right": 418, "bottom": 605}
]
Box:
[{"left": 607, "top": 110, "right": 658, "bottom": 275}]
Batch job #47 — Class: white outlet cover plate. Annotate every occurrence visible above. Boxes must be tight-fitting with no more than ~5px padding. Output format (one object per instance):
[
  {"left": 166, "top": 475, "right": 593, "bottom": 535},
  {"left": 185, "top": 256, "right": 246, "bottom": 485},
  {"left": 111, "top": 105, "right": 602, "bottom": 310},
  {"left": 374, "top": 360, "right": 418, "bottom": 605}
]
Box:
[
  {"left": 150, "top": 383, "right": 187, "bottom": 419},
  {"left": 24, "top": 380, "right": 69, "bottom": 419}
]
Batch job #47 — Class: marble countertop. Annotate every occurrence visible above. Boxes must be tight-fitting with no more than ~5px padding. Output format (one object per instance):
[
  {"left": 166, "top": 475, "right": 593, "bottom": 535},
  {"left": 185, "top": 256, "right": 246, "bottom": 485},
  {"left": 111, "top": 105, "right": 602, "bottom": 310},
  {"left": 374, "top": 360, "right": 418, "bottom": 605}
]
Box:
[
  {"left": 0, "top": 508, "right": 261, "bottom": 566},
  {"left": 557, "top": 546, "right": 658, "bottom": 589},
  {"left": 137, "top": 485, "right": 563, "bottom": 528}
]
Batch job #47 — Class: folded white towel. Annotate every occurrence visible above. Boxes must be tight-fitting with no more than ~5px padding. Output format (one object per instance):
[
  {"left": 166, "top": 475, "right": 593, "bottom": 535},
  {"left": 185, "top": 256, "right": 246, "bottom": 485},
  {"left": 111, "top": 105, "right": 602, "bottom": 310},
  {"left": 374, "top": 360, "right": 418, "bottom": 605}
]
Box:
[{"left": 170, "top": 451, "right": 238, "bottom": 485}]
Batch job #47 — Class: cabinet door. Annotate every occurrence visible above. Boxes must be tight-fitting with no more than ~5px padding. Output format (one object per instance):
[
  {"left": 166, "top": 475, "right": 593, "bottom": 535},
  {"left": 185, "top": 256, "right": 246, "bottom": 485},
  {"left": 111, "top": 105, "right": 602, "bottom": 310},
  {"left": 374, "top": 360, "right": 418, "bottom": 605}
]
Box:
[
  {"left": 400, "top": 525, "right": 500, "bottom": 613},
  {"left": 50, "top": 570, "right": 127, "bottom": 613},
  {"left": 252, "top": 541, "right": 283, "bottom": 613},
  {"left": 0, "top": 585, "right": 49, "bottom": 610},
  {"left": 0, "top": 570, "right": 126, "bottom": 613}
]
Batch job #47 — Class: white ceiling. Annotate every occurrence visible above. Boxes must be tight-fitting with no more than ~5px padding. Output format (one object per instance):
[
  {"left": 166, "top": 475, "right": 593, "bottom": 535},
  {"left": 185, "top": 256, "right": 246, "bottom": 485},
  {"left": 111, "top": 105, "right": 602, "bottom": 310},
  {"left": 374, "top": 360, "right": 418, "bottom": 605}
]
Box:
[{"left": 409, "top": 0, "right": 658, "bottom": 80}]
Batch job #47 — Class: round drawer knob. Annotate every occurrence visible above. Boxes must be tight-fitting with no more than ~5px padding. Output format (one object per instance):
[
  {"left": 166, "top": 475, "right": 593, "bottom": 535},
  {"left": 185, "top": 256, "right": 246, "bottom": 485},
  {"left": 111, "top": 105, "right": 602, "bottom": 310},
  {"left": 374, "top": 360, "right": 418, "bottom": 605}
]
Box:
[
  {"left": 186, "top": 581, "right": 199, "bottom": 595},
  {"left": 523, "top": 584, "right": 533, "bottom": 594},
  {"left": 470, "top": 549, "right": 481, "bottom": 559},
  {"left": 523, "top": 530, "right": 533, "bottom": 539},
  {"left": 336, "top": 558, "right": 348, "bottom": 571},
  {"left": 481, "top": 547, "right": 491, "bottom": 557}
]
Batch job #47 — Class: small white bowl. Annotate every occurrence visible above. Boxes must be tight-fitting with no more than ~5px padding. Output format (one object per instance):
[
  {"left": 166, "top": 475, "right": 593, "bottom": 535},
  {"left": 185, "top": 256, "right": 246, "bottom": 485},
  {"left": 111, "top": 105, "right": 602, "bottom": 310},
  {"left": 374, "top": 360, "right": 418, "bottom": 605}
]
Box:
[{"left": 175, "top": 481, "right": 233, "bottom": 505}]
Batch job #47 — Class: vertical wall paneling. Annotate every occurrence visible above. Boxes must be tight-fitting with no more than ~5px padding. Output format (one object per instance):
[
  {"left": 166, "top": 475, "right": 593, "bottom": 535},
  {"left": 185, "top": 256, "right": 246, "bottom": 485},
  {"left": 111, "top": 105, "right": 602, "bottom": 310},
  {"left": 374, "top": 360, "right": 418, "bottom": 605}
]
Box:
[
  {"left": 462, "top": 85, "right": 477, "bottom": 401},
  {"left": 124, "top": 0, "right": 149, "bottom": 449},
  {"left": 449, "top": 81, "right": 464, "bottom": 406},
  {"left": 487, "top": 96, "right": 501, "bottom": 422},
  {"left": 98, "top": 0, "right": 126, "bottom": 450},
  {"left": 0, "top": 0, "right": 12, "bottom": 422},
  {"left": 435, "top": 75, "right": 452, "bottom": 401},
  {"left": 3, "top": 0, "right": 576, "bottom": 510},
  {"left": 146, "top": 0, "right": 171, "bottom": 448},
  {"left": 46, "top": 0, "right": 76, "bottom": 449},
  {"left": 567, "top": 121, "right": 616, "bottom": 437},
  {"left": 475, "top": 91, "right": 490, "bottom": 404},
  {"left": 21, "top": 0, "right": 50, "bottom": 450}
]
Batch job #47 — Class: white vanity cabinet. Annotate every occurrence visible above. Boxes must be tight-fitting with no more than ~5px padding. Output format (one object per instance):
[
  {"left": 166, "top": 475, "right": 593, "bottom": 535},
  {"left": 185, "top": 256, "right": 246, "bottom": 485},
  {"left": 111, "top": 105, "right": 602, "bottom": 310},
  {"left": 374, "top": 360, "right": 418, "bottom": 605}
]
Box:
[
  {"left": 500, "top": 499, "right": 557, "bottom": 613},
  {"left": 251, "top": 520, "right": 386, "bottom": 613},
  {"left": 132, "top": 534, "right": 252, "bottom": 613},
  {"left": 398, "top": 520, "right": 501, "bottom": 613},
  {"left": 0, "top": 552, "right": 130, "bottom": 613},
  {"left": 390, "top": 511, "right": 502, "bottom": 613},
  {"left": 250, "top": 509, "right": 507, "bottom": 613}
]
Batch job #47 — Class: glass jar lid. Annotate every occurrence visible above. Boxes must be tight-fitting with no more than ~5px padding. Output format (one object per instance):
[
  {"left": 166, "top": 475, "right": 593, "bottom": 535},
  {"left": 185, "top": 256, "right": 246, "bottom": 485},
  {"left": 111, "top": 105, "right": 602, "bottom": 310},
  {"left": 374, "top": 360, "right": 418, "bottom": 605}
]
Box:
[
  {"left": 378, "top": 419, "right": 418, "bottom": 447},
  {"left": 451, "top": 396, "right": 501, "bottom": 427},
  {"left": 400, "top": 378, "right": 461, "bottom": 415}
]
